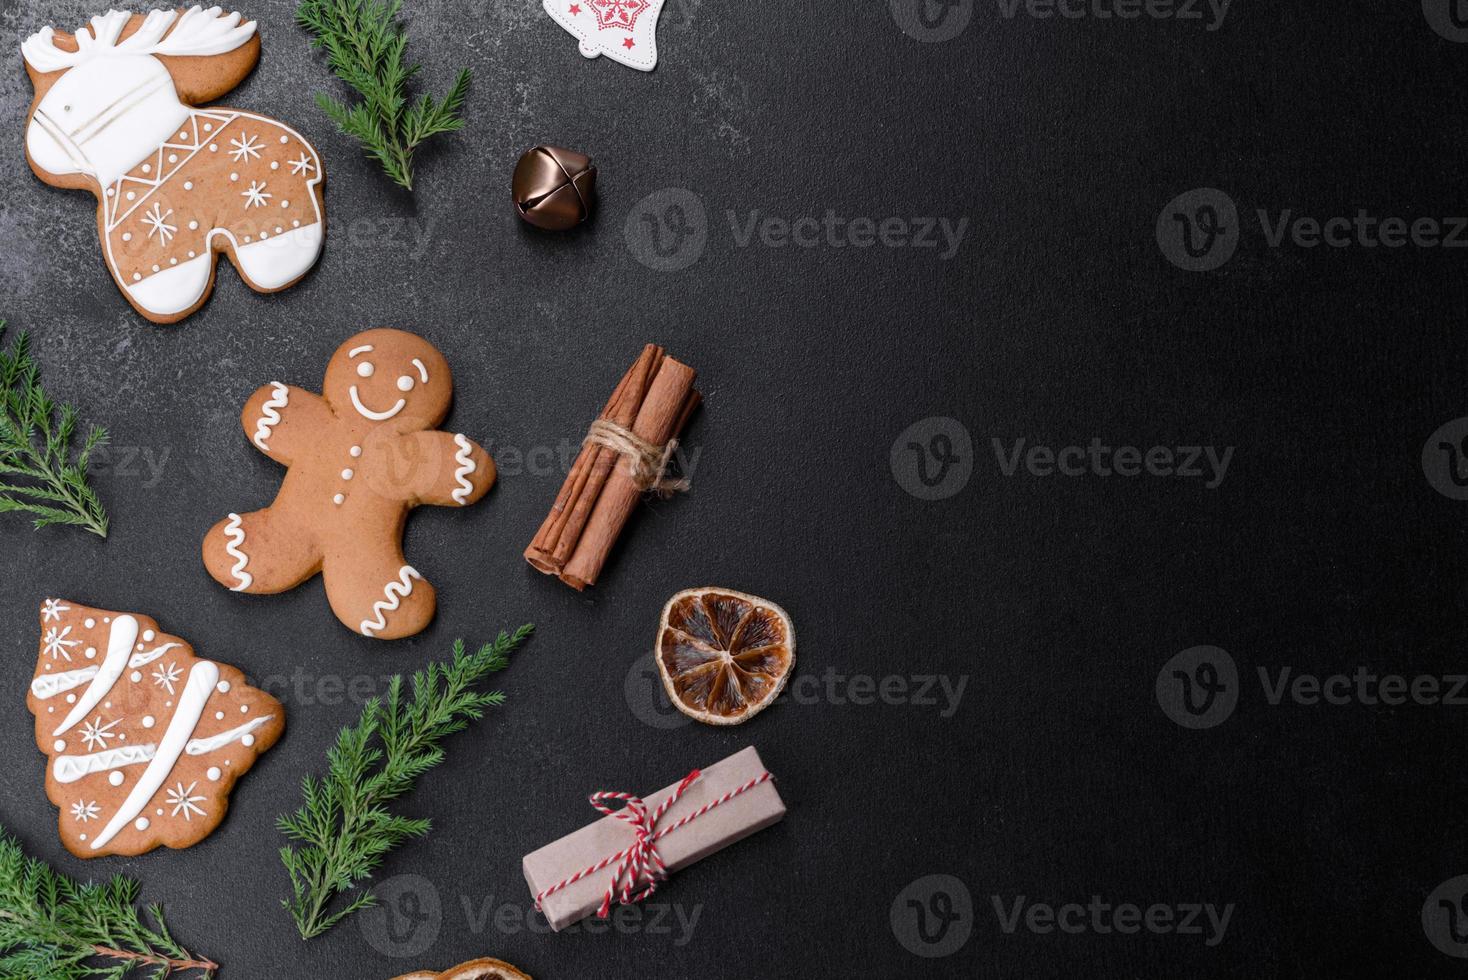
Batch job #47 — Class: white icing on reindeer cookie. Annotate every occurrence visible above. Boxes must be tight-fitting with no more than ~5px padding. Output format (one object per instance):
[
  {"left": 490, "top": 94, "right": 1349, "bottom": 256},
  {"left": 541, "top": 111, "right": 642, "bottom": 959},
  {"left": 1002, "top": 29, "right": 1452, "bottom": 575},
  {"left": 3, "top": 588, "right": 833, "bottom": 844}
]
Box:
[{"left": 20, "top": 8, "right": 325, "bottom": 324}]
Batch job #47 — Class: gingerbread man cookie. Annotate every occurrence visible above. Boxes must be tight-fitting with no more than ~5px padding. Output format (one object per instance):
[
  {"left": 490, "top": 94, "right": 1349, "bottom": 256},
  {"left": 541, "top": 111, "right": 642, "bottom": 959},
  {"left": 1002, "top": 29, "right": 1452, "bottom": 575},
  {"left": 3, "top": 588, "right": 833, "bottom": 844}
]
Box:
[
  {"left": 21, "top": 7, "right": 326, "bottom": 324},
  {"left": 203, "top": 329, "right": 497, "bottom": 640},
  {"left": 28, "top": 600, "right": 284, "bottom": 858}
]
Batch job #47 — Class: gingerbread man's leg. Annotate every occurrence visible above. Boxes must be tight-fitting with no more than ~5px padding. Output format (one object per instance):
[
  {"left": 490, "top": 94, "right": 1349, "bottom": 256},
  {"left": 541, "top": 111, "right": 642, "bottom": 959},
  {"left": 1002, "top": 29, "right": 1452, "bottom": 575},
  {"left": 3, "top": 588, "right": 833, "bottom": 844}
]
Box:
[
  {"left": 323, "top": 542, "right": 438, "bottom": 640},
  {"left": 203, "top": 508, "right": 322, "bottom": 594}
]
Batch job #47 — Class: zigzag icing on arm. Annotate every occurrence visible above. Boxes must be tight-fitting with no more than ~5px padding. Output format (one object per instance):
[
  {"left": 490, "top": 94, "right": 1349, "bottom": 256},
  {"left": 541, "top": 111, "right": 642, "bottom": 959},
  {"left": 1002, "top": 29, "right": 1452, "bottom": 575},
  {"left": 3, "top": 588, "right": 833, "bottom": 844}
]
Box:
[
  {"left": 89, "top": 660, "right": 219, "bottom": 850},
  {"left": 451, "top": 434, "right": 476, "bottom": 504},
  {"left": 52, "top": 615, "right": 137, "bottom": 736},
  {"left": 360, "top": 566, "right": 422, "bottom": 637},
  {"left": 253, "top": 382, "right": 289, "bottom": 451},
  {"left": 224, "top": 513, "right": 252, "bottom": 591}
]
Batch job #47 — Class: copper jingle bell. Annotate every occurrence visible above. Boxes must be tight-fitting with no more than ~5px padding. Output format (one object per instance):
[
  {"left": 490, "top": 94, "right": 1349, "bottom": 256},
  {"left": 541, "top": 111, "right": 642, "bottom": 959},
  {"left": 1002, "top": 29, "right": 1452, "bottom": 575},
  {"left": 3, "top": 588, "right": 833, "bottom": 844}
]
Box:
[{"left": 512, "top": 145, "right": 596, "bottom": 231}]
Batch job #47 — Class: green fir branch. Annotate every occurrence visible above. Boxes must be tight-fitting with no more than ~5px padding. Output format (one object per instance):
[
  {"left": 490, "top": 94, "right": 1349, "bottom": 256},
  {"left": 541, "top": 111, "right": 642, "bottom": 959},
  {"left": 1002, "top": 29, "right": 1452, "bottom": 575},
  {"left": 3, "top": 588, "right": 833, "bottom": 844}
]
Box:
[
  {"left": 296, "top": 0, "right": 472, "bottom": 191},
  {"left": 0, "top": 828, "right": 218, "bottom": 978},
  {"left": 278, "top": 627, "right": 534, "bottom": 940},
  {"left": 0, "top": 324, "right": 110, "bottom": 538}
]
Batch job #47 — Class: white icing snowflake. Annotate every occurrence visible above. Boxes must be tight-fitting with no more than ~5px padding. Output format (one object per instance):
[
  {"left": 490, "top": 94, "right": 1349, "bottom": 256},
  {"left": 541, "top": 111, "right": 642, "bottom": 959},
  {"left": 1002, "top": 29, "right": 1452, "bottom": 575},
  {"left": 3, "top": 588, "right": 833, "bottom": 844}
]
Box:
[
  {"left": 142, "top": 203, "right": 177, "bottom": 246},
  {"left": 229, "top": 132, "right": 263, "bottom": 162},
  {"left": 43, "top": 626, "right": 80, "bottom": 661},
  {"left": 42, "top": 599, "right": 69, "bottom": 622},
  {"left": 288, "top": 152, "right": 316, "bottom": 177},
  {"left": 79, "top": 715, "right": 121, "bottom": 751},
  {"left": 70, "top": 800, "right": 100, "bottom": 823},
  {"left": 241, "top": 180, "right": 272, "bottom": 209},
  {"left": 152, "top": 661, "right": 182, "bottom": 695},
  {"left": 166, "top": 782, "right": 206, "bottom": 821}
]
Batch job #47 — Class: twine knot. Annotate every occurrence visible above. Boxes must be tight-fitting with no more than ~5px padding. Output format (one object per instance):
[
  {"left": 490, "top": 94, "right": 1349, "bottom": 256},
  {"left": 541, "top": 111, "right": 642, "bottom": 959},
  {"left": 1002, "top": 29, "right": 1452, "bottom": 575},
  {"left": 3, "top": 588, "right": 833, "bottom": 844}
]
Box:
[{"left": 584, "top": 419, "right": 690, "bottom": 497}]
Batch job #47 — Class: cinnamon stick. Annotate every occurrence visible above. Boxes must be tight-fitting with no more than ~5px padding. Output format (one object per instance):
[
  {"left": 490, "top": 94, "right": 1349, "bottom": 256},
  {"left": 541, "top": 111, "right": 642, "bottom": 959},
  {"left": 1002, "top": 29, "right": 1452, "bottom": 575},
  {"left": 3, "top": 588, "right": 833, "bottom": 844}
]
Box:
[
  {"left": 525, "top": 345, "right": 660, "bottom": 574},
  {"left": 561, "top": 357, "right": 698, "bottom": 590},
  {"left": 524, "top": 347, "right": 700, "bottom": 590}
]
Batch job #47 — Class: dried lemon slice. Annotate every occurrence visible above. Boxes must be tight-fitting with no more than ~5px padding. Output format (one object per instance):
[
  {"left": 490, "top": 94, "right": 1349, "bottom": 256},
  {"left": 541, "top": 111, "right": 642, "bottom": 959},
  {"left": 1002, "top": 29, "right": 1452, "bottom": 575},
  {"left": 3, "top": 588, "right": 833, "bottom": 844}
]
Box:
[
  {"left": 392, "top": 959, "right": 531, "bottom": 980},
  {"left": 656, "top": 588, "right": 795, "bottom": 725}
]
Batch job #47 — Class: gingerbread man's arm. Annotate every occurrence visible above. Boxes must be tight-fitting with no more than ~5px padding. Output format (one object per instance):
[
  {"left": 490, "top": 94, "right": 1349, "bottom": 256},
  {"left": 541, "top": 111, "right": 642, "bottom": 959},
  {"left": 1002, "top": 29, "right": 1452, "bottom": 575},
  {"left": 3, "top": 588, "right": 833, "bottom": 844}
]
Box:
[
  {"left": 240, "top": 383, "right": 333, "bottom": 465},
  {"left": 397, "top": 431, "right": 497, "bottom": 508}
]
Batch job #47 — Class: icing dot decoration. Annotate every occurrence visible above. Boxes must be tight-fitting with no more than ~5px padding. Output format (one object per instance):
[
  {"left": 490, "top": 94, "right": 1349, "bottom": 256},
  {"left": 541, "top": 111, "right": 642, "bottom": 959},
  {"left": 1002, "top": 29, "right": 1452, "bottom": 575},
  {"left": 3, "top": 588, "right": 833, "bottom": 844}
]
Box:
[
  {"left": 134, "top": 817, "right": 149, "bottom": 831},
  {"left": 142, "top": 715, "right": 155, "bottom": 728},
  {"left": 217, "top": 681, "right": 231, "bottom": 693},
  {"left": 207, "top": 767, "right": 222, "bottom": 781},
  {"left": 109, "top": 771, "right": 124, "bottom": 786}
]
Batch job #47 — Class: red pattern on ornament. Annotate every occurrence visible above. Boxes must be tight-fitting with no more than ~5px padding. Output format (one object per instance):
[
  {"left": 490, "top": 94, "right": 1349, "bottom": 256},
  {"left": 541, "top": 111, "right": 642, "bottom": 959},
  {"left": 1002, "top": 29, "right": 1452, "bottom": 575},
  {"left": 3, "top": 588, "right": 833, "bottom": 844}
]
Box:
[{"left": 589, "top": 0, "right": 649, "bottom": 30}]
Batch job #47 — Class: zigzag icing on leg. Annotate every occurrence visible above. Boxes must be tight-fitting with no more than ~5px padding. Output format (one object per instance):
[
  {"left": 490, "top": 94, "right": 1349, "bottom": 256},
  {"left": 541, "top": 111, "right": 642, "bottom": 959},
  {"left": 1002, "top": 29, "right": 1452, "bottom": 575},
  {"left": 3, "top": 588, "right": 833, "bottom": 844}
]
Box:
[
  {"left": 360, "top": 566, "right": 422, "bottom": 638},
  {"left": 224, "top": 513, "right": 253, "bottom": 591}
]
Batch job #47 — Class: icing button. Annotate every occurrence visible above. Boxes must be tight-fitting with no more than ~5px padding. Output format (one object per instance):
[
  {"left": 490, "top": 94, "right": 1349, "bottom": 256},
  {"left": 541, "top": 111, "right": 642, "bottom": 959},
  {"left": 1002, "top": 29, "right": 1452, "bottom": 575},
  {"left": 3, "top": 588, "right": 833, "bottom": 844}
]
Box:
[
  {"left": 333, "top": 493, "right": 345, "bottom": 506},
  {"left": 341, "top": 469, "right": 354, "bottom": 480},
  {"left": 350, "top": 446, "right": 363, "bottom": 457}
]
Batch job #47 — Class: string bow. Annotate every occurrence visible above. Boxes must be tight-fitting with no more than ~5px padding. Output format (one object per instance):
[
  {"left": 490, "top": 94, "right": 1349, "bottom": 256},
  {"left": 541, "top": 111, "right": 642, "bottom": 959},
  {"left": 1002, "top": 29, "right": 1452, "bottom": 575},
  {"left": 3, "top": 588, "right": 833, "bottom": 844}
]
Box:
[{"left": 534, "top": 768, "right": 774, "bottom": 920}]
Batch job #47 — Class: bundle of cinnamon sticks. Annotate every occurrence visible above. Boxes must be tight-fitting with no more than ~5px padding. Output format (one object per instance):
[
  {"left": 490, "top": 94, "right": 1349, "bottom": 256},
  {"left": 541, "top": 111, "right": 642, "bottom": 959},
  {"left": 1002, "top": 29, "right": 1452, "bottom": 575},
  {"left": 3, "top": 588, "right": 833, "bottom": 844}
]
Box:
[{"left": 525, "top": 345, "right": 701, "bottom": 590}]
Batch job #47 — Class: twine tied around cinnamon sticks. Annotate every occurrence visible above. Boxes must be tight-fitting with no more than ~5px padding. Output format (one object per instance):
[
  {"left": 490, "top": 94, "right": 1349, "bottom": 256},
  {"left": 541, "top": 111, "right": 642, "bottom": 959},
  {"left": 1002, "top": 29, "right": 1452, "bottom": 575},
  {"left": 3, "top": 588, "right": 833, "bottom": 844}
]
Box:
[
  {"left": 525, "top": 345, "right": 701, "bottom": 591},
  {"left": 582, "top": 419, "right": 691, "bottom": 497}
]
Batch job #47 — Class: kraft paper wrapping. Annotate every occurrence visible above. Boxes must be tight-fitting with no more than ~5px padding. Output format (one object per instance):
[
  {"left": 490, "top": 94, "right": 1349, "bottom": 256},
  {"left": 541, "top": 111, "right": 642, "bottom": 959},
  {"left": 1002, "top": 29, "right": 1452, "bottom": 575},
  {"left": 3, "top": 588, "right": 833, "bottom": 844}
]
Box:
[{"left": 523, "top": 746, "right": 786, "bottom": 931}]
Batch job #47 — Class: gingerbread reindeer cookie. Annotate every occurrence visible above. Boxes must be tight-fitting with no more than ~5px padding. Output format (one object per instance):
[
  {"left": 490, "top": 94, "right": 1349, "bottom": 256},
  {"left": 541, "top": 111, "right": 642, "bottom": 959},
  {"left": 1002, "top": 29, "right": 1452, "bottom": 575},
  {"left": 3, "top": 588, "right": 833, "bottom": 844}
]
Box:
[
  {"left": 203, "top": 329, "right": 497, "bottom": 640},
  {"left": 21, "top": 7, "right": 326, "bottom": 324},
  {"left": 28, "top": 600, "right": 284, "bottom": 858}
]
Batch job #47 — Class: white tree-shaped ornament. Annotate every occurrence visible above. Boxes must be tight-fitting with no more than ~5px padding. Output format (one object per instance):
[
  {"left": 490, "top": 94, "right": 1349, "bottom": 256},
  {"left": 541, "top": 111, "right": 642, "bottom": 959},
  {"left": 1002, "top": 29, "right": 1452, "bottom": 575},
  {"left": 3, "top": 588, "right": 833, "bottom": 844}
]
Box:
[{"left": 542, "top": 0, "right": 667, "bottom": 71}]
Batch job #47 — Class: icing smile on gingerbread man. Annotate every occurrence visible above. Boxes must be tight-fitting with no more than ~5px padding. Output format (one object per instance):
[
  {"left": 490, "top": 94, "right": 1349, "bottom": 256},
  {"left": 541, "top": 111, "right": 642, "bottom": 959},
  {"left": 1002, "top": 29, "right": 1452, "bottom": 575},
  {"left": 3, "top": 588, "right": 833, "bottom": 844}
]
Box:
[
  {"left": 347, "top": 343, "right": 429, "bottom": 421},
  {"left": 202, "top": 329, "right": 497, "bottom": 640}
]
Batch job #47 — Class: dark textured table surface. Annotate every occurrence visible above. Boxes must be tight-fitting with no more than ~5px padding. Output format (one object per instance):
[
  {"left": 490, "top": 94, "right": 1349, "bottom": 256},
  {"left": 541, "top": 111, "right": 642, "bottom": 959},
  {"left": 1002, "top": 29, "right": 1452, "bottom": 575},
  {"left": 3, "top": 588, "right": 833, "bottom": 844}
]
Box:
[{"left": 4, "top": 0, "right": 1468, "bottom": 976}]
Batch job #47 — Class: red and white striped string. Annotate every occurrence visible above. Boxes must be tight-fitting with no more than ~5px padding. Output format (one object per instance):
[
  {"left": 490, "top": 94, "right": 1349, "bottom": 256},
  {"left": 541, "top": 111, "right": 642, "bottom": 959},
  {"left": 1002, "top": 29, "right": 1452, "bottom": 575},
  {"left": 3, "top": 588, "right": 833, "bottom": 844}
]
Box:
[{"left": 534, "top": 768, "right": 774, "bottom": 920}]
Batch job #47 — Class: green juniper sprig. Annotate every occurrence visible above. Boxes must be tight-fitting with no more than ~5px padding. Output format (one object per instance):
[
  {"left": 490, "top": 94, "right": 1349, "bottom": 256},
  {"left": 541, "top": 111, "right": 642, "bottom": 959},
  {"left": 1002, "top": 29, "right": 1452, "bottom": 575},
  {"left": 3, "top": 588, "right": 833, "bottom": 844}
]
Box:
[
  {"left": 296, "top": 0, "right": 471, "bottom": 191},
  {"left": 0, "top": 324, "right": 110, "bottom": 538},
  {"left": 0, "top": 828, "right": 218, "bottom": 978},
  {"left": 279, "top": 627, "right": 533, "bottom": 940}
]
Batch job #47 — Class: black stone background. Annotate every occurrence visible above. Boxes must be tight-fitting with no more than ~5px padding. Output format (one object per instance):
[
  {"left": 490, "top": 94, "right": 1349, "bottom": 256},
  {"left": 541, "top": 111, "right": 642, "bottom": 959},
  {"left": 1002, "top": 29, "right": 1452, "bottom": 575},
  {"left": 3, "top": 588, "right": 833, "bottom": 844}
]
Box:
[{"left": 3, "top": 0, "right": 1468, "bottom": 976}]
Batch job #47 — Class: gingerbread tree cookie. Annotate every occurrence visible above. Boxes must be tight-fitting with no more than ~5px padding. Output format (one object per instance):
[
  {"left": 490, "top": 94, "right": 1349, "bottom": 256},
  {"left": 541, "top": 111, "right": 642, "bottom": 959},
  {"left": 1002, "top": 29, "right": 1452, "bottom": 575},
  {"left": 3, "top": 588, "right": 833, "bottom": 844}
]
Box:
[
  {"left": 28, "top": 599, "right": 284, "bottom": 859},
  {"left": 202, "top": 329, "right": 497, "bottom": 640},
  {"left": 20, "top": 7, "right": 326, "bottom": 324}
]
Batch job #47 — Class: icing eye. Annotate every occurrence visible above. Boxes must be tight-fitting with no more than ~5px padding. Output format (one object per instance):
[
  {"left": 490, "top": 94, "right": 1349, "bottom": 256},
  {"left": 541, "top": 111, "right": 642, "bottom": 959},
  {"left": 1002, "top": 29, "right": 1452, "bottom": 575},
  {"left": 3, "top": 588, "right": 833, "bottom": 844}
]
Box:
[
  {"left": 356, "top": 362, "right": 374, "bottom": 378},
  {"left": 397, "top": 375, "right": 415, "bottom": 392},
  {"left": 63, "top": 105, "right": 72, "bottom": 113}
]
